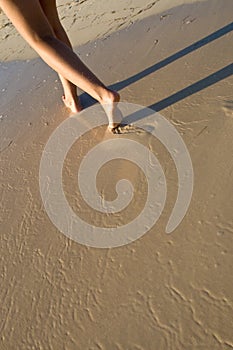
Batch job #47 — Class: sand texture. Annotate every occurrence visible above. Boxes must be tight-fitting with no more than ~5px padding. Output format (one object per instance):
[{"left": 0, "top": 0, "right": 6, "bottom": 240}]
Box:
[{"left": 0, "top": 0, "right": 233, "bottom": 349}]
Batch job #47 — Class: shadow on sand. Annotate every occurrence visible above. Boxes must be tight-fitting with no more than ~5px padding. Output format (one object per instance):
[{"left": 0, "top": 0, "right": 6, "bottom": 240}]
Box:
[{"left": 81, "top": 22, "right": 233, "bottom": 125}]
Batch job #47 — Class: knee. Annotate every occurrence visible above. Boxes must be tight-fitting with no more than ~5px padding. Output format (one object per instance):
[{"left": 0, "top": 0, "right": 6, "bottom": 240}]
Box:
[
  {"left": 52, "top": 24, "right": 67, "bottom": 41},
  {"left": 31, "top": 31, "right": 56, "bottom": 47}
]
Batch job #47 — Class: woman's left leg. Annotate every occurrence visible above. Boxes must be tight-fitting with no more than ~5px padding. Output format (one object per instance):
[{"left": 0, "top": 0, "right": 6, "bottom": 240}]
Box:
[{"left": 39, "top": 0, "right": 82, "bottom": 113}]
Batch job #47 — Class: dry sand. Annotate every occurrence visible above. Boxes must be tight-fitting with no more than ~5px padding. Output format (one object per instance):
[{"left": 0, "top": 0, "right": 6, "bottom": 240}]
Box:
[{"left": 1, "top": 0, "right": 233, "bottom": 349}]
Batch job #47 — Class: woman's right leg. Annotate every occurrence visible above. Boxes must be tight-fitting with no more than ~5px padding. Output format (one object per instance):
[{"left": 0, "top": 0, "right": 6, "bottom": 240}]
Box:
[{"left": 0, "top": 0, "right": 120, "bottom": 128}]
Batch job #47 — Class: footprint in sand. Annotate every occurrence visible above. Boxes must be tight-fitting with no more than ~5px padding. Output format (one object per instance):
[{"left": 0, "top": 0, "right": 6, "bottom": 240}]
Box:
[
  {"left": 182, "top": 16, "right": 196, "bottom": 25},
  {"left": 160, "top": 13, "right": 172, "bottom": 21},
  {"left": 222, "top": 101, "right": 233, "bottom": 118},
  {"left": 112, "top": 123, "right": 157, "bottom": 135},
  {"left": 112, "top": 124, "right": 145, "bottom": 135}
]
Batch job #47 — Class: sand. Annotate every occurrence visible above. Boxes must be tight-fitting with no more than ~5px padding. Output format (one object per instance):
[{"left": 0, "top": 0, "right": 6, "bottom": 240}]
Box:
[{"left": 0, "top": 0, "right": 233, "bottom": 349}]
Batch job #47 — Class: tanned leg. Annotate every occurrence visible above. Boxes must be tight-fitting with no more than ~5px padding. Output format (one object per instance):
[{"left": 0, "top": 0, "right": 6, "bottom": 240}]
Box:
[{"left": 0, "top": 0, "right": 120, "bottom": 128}]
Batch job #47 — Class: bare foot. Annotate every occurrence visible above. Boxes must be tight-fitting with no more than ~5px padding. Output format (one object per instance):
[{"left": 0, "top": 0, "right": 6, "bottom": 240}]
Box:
[
  {"left": 100, "top": 90, "right": 122, "bottom": 131},
  {"left": 62, "top": 94, "right": 82, "bottom": 114}
]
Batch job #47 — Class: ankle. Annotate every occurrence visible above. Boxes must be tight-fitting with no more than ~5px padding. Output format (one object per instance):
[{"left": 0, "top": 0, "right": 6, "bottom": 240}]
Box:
[
  {"left": 99, "top": 89, "right": 120, "bottom": 105},
  {"left": 63, "top": 92, "right": 76, "bottom": 101}
]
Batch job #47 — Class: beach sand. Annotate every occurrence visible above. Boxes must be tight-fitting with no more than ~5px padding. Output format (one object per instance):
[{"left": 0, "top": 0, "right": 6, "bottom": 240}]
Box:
[{"left": 0, "top": 0, "right": 233, "bottom": 349}]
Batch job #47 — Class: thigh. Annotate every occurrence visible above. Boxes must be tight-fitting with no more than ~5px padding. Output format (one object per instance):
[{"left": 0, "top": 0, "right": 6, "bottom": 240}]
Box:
[
  {"left": 0, "top": 0, "right": 54, "bottom": 45},
  {"left": 39, "top": 0, "right": 71, "bottom": 49},
  {"left": 39, "top": 0, "right": 61, "bottom": 31}
]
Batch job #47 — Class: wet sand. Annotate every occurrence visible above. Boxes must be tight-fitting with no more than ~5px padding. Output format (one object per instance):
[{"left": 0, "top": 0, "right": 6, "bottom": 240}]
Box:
[{"left": 0, "top": 0, "right": 233, "bottom": 349}]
